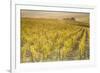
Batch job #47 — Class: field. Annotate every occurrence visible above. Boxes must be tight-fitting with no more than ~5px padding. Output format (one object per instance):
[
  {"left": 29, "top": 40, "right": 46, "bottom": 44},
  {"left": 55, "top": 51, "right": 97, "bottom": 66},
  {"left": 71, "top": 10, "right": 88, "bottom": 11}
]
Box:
[{"left": 20, "top": 17, "right": 90, "bottom": 63}]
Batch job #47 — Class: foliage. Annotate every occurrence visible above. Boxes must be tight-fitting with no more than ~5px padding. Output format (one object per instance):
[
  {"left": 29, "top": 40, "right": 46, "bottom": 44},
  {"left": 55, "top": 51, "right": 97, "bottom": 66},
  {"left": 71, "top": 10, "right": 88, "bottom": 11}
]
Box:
[{"left": 21, "top": 18, "right": 90, "bottom": 63}]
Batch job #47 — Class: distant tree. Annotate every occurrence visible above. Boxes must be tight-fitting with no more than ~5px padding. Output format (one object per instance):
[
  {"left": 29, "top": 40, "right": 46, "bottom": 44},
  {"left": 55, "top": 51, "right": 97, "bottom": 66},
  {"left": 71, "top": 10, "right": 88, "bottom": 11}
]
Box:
[
  {"left": 63, "top": 17, "right": 76, "bottom": 21},
  {"left": 71, "top": 17, "right": 76, "bottom": 21}
]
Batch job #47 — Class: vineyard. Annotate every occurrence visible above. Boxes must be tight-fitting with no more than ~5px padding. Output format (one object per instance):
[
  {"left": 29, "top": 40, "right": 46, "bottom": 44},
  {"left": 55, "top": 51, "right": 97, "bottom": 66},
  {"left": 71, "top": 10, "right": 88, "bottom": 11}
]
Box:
[{"left": 21, "top": 18, "right": 90, "bottom": 63}]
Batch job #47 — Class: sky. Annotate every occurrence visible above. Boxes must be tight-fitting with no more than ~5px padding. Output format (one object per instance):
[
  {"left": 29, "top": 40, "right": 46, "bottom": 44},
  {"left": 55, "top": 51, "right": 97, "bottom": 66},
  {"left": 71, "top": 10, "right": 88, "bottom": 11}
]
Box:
[{"left": 21, "top": 9, "right": 89, "bottom": 22}]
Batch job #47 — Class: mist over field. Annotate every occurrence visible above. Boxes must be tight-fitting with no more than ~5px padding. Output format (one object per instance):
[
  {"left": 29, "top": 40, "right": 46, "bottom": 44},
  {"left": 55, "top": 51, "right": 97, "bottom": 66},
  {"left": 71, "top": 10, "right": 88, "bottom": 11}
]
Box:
[{"left": 21, "top": 10, "right": 89, "bottom": 23}]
